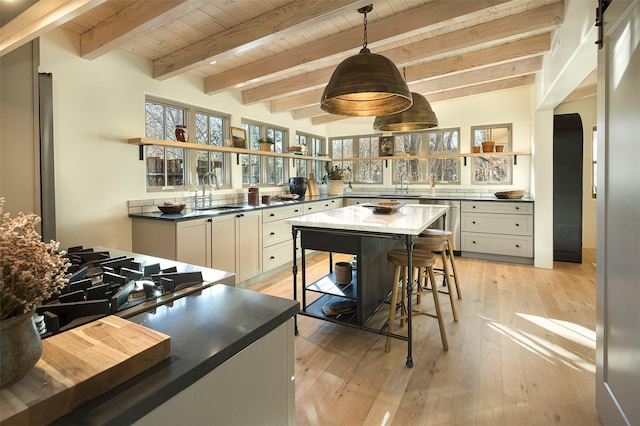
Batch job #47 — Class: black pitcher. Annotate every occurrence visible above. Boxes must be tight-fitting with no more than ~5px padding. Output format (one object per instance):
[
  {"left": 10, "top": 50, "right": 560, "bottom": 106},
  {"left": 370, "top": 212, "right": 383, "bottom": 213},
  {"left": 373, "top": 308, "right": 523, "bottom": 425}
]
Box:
[{"left": 289, "top": 177, "right": 307, "bottom": 198}]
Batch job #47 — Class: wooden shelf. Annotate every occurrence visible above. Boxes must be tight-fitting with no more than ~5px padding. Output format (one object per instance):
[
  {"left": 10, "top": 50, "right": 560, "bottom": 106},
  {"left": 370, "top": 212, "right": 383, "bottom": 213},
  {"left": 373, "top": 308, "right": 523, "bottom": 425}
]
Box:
[
  {"left": 129, "top": 138, "right": 330, "bottom": 162},
  {"left": 331, "top": 151, "right": 531, "bottom": 162}
]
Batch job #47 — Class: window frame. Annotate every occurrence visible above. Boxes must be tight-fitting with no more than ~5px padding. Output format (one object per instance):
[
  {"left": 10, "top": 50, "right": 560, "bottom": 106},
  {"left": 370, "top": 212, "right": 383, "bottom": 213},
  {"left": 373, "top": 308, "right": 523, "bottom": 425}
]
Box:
[
  {"left": 144, "top": 97, "right": 231, "bottom": 192},
  {"left": 295, "top": 132, "right": 326, "bottom": 181},
  {"left": 470, "top": 123, "right": 513, "bottom": 185},
  {"left": 426, "top": 127, "right": 461, "bottom": 184},
  {"left": 241, "top": 120, "right": 288, "bottom": 186}
]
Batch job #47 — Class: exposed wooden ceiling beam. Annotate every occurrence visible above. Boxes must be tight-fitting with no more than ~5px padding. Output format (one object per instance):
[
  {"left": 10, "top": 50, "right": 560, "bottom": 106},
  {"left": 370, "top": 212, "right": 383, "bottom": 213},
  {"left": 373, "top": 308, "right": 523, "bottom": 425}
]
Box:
[
  {"left": 412, "top": 56, "right": 543, "bottom": 94},
  {"left": 205, "top": 0, "right": 512, "bottom": 94},
  {"left": 244, "top": 3, "right": 562, "bottom": 105},
  {"left": 244, "top": 32, "right": 550, "bottom": 104},
  {"left": 152, "top": 0, "right": 366, "bottom": 80},
  {"left": 80, "top": 0, "right": 191, "bottom": 60},
  {"left": 0, "top": 0, "right": 105, "bottom": 56},
  {"left": 291, "top": 105, "right": 326, "bottom": 120}
]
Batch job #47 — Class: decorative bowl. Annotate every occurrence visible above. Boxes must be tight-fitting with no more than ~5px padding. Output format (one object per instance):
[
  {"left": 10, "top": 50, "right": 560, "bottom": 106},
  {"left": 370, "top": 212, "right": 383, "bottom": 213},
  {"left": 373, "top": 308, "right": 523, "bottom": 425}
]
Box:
[
  {"left": 494, "top": 190, "right": 525, "bottom": 199},
  {"left": 158, "top": 203, "right": 185, "bottom": 214}
]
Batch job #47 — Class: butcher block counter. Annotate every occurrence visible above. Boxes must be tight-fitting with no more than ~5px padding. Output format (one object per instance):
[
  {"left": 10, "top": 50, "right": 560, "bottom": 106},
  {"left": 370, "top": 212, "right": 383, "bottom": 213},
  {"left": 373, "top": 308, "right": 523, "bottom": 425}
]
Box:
[{"left": 0, "top": 250, "right": 299, "bottom": 426}]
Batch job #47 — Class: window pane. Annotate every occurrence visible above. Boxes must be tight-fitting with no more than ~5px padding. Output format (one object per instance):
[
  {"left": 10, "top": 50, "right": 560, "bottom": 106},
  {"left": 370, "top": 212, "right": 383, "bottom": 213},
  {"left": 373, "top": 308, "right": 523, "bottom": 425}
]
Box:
[
  {"left": 428, "top": 128, "right": 460, "bottom": 183},
  {"left": 394, "top": 133, "right": 425, "bottom": 184},
  {"left": 357, "top": 136, "right": 382, "bottom": 183},
  {"left": 195, "top": 112, "right": 227, "bottom": 187}
]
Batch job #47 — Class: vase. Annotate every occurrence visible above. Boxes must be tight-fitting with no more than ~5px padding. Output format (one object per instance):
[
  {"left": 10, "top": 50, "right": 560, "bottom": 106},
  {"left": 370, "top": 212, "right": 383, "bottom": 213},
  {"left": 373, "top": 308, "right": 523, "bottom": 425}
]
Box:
[
  {"left": 327, "top": 179, "right": 343, "bottom": 196},
  {"left": 289, "top": 177, "right": 307, "bottom": 198},
  {"left": 1, "top": 311, "right": 42, "bottom": 388},
  {"left": 175, "top": 125, "right": 188, "bottom": 142}
]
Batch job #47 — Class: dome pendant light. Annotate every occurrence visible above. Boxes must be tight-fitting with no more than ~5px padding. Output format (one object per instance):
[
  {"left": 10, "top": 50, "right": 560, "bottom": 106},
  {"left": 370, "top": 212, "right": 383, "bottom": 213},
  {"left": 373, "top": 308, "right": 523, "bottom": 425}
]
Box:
[
  {"left": 320, "top": 5, "right": 412, "bottom": 117},
  {"left": 373, "top": 92, "right": 439, "bottom": 131}
]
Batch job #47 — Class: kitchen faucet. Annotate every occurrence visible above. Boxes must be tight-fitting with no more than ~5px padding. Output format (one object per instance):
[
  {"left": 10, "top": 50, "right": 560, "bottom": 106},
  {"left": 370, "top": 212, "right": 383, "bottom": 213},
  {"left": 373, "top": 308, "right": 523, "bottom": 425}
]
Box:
[
  {"left": 195, "top": 171, "right": 219, "bottom": 208},
  {"left": 396, "top": 170, "right": 408, "bottom": 195}
]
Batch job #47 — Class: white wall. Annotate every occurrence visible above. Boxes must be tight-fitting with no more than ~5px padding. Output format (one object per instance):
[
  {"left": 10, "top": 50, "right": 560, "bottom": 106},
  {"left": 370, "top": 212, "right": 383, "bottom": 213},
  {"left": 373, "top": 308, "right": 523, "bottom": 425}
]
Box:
[
  {"left": 38, "top": 29, "right": 328, "bottom": 251},
  {"left": 554, "top": 95, "right": 597, "bottom": 249}
]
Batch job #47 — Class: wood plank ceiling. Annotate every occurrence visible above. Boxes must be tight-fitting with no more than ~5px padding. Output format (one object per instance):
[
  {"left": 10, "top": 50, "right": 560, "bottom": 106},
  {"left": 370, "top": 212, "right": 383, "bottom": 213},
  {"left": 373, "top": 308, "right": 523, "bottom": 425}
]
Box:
[{"left": 1, "top": 0, "right": 595, "bottom": 124}]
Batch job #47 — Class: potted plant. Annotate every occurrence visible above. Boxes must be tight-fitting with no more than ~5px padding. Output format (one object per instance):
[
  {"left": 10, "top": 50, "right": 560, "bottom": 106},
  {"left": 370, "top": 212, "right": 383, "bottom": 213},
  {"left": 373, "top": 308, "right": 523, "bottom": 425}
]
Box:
[
  {"left": 322, "top": 163, "right": 351, "bottom": 196},
  {"left": 258, "top": 136, "right": 274, "bottom": 152},
  {"left": 0, "top": 198, "right": 70, "bottom": 387}
]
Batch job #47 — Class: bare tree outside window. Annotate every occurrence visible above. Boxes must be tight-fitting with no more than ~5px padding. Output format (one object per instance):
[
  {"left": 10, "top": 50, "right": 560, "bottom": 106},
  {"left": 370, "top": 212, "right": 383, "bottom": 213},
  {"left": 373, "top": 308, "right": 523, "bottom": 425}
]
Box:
[
  {"left": 427, "top": 128, "right": 460, "bottom": 184},
  {"left": 357, "top": 136, "right": 382, "bottom": 183},
  {"left": 393, "top": 133, "right": 426, "bottom": 184}
]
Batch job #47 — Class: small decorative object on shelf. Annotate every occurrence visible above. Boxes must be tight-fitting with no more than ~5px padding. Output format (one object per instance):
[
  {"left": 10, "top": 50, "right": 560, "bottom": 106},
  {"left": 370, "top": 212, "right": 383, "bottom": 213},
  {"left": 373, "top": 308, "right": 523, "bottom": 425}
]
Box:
[
  {"left": 495, "top": 144, "right": 505, "bottom": 152},
  {"left": 258, "top": 136, "right": 274, "bottom": 152},
  {"left": 481, "top": 141, "right": 495, "bottom": 152},
  {"left": 0, "top": 198, "right": 70, "bottom": 388},
  {"left": 175, "top": 125, "right": 188, "bottom": 142},
  {"left": 472, "top": 146, "right": 481, "bottom": 153}
]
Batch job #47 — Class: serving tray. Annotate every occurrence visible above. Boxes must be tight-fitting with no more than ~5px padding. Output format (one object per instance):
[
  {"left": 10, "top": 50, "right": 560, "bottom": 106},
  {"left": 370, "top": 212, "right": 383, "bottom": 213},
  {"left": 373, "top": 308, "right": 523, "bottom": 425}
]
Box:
[{"left": 362, "top": 202, "right": 405, "bottom": 214}]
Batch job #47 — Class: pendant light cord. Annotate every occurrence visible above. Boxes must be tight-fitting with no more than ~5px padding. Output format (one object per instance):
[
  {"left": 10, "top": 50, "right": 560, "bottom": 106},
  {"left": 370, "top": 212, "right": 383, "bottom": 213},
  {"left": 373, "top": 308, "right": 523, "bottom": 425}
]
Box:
[{"left": 362, "top": 8, "right": 368, "bottom": 49}]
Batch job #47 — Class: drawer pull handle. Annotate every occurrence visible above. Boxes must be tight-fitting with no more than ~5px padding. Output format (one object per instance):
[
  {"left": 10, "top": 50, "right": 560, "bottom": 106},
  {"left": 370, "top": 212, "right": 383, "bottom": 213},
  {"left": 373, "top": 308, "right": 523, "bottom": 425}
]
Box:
[
  {"left": 472, "top": 241, "right": 477, "bottom": 244},
  {"left": 515, "top": 206, "right": 520, "bottom": 210},
  {"left": 515, "top": 223, "right": 520, "bottom": 227},
  {"left": 270, "top": 256, "right": 275, "bottom": 260},
  {"left": 472, "top": 205, "right": 476, "bottom": 209},
  {"left": 472, "top": 221, "right": 476, "bottom": 224},
  {"left": 515, "top": 244, "right": 520, "bottom": 248},
  {"left": 295, "top": 209, "right": 300, "bottom": 213},
  {"left": 308, "top": 207, "right": 312, "bottom": 210},
  {"left": 270, "top": 213, "right": 275, "bottom": 217},
  {"left": 270, "top": 232, "right": 275, "bottom": 236}
]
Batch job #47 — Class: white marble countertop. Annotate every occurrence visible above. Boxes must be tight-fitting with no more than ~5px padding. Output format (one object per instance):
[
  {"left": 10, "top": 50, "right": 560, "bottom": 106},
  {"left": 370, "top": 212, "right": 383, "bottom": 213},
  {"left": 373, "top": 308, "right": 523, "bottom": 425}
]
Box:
[{"left": 286, "top": 203, "right": 449, "bottom": 236}]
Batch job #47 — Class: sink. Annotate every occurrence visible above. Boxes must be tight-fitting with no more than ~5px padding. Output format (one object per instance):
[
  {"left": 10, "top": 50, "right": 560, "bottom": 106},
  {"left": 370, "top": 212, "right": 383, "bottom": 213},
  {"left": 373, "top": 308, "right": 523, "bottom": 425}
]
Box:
[{"left": 195, "top": 205, "right": 245, "bottom": 211}]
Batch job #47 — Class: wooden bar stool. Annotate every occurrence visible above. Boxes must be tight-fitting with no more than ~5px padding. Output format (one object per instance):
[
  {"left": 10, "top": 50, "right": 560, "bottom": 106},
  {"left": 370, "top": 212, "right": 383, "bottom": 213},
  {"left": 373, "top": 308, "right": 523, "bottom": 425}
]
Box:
[
  {"left": 419, "top": 229, "right": 462, "bottom": 299},
  {"left": 413, "top": 238, "right": 459, "bottom": 322},
  {"left": 385, "top": 249, "right": 448, "bottom": 352}
]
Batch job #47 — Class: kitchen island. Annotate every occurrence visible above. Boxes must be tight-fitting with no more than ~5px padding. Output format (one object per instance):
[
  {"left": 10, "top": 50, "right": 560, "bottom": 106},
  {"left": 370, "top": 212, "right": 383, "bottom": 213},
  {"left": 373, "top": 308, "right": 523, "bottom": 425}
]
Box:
[
  {"left": 1, "top": 249, "right": 299, "bottom": 426},
  {"left": 287, "top": 203, "right": 449, "bottom": 367}
]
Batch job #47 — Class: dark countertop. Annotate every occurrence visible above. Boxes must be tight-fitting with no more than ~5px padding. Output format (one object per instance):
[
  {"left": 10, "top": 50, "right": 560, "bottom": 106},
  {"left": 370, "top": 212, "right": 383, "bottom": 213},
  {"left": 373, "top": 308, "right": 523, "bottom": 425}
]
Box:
[
  {"left": 129, "top": 193, "right": 533, "bottom": 223},
  {"left": 51, "top": 254, "right": 299, "bottom": 425},
  {"left": 129, "top": 194, "right": 343, "bottom": 221}
]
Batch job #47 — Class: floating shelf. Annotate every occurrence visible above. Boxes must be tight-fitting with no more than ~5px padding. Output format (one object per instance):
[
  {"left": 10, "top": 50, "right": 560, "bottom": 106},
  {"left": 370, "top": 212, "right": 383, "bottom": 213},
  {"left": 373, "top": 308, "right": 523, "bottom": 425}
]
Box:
[{"left": 128, "top": 138, "right": 331, "bottom": 162}]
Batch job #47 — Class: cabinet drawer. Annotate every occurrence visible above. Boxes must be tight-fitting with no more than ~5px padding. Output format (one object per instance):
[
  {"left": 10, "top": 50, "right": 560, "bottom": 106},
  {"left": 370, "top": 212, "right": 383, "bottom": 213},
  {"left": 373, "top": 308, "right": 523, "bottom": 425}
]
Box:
[
  {"left": 263, "top": 240, "right": 295, "bottom": 270},
  {"left": 461, "top": 212, "right": 533, "bottom": 236},
  {"left": 329, "top": 198, "right": 344, "bottom": 209},
  {"left": 304, "top": 200, "right": 332, "bottom": 214},
  {"left": 263, "top": 221, "right": 293, "bottom": 247},
  {"left": 461, "top": 200, "right": 532, "bottom": 215},
  {"left": 263, "top": 204, "right": 304, "bottom": 223},
  {"left": 461, "top": 232, "right": 533, "bottom": 257}
]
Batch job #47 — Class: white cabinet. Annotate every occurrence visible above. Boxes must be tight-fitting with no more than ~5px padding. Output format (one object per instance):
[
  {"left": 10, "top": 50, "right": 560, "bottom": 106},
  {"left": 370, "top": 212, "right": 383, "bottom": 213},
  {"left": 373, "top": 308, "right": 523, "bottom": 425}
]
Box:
[
  {"left": 135, "top": 319, "right": 295, "bottom": 426},
  {"left": 211, "top": 210, "right": 262, "bottom": 284},
  {"left": 262, "top": 205, "right": 301, "bottom": 272},
  {"left": 132, "top": 217, "right": 211, "bottom": 267},
  {"left": 461, "top": 200, "right": 534, "bottom": 263}
]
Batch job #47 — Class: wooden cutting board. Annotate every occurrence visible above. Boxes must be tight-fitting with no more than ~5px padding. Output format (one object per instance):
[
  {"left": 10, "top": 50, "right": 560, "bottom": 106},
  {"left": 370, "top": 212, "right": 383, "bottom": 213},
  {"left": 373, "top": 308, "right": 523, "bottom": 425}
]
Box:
[
  {"left": 308, "top": 172, "right": 319, "bottom": 197},
  {"left": 0, "top": 315, "right": 171, "bottom": 426}
]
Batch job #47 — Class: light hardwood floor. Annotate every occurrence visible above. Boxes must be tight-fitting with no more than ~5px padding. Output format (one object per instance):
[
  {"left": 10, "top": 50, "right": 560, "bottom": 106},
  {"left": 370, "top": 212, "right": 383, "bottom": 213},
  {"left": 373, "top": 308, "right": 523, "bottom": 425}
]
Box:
[{"left": 246, "top": 250, "right": 600, "bottom": 426}]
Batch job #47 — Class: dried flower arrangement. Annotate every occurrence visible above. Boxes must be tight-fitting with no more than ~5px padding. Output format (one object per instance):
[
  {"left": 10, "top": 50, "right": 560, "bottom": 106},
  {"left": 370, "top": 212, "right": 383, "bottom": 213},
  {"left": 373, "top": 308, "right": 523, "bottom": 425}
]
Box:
[{"left": 0, "top": 198, "right": 70, "bottom": 320}]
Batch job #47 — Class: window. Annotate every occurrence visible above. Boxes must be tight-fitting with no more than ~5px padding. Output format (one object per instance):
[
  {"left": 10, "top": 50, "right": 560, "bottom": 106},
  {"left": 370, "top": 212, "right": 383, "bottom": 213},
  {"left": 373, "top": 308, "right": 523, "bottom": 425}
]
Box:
[
  {"left": 592, "top": 125, "right": 597, "bottom": 198},
  {"left": 145, "top": 100, "right": 186, "bottom": 188},
  {"left": 393, "top": 133, "right": 427, "bottom": 184},
  {"left": 329, "top": 138, "right": 353, "bottom": 182},
  {"left": 144, "top": 99, "right": 230, "bottom": 191},
  {"left": 295, "top": 132, "right": 326, "bottom": 180},
  {"left": 471, "top": 123, "right": 512, "bottom": 184},
  {"left": 427, "top": 128, "right": 460, "bottom": 184},
  {"left": 357, "top": 136, "right": 382, "bottom": 183},
  {"left": 242, "top": 120, "right": 287, "bottom": 185},
  {"left": 194, "top": 111, "right": 229, "bottom": 188}
]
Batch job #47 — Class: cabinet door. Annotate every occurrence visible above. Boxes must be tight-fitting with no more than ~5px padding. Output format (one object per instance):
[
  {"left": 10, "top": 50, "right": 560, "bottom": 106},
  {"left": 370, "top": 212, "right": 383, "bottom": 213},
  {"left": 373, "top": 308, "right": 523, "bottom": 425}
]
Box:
[
  {"left": 176, "top": 219, "right": 211, "bottom": 267},
  {"left": 211, "top": 215, "right": 236, "bottom": 276},
  {"left": 237, "top": 210, "right": 262, "bottom": 282}
]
